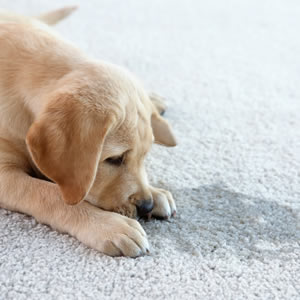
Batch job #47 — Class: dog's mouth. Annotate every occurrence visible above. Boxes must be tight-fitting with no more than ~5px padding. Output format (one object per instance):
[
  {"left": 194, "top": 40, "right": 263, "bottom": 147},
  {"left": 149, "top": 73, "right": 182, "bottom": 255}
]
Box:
[
  {"left": 112, "top": 205, "right": 138, "bottom": 219},
  {"left": 139, "top": 212, "right": 152, "bottom": 221},
  {"left": 112, "top": 204, "right": 154, "bottom": 220}
]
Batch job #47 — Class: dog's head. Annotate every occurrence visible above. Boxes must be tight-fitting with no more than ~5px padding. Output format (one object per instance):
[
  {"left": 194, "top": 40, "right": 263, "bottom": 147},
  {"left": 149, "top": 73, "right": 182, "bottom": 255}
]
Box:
[{"left": 26, "top": 63, "right": 176, "bottom": 218}]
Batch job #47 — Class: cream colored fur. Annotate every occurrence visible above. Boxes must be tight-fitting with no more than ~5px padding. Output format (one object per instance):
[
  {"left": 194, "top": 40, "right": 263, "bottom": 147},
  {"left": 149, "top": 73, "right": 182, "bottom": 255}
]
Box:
[{"left": 0, "top": 7, "right": 176, "bottom": 257}]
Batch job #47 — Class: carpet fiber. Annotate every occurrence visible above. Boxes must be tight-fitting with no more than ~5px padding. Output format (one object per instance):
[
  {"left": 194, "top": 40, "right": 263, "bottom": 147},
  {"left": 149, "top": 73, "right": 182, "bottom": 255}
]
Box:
[{"left": 0, "top": 0, "right": 299, "bottom": 299}]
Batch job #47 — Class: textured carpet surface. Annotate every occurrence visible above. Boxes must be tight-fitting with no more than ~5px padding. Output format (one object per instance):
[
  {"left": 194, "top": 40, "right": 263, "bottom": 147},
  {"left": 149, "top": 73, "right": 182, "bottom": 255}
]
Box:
[{"left": 0, "top": 0, "right": 300, "bottom": 299}]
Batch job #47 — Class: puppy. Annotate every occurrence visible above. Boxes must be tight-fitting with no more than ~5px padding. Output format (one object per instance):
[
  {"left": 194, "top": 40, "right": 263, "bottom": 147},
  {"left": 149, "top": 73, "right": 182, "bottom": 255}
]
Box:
[{"left": 0, "top": 7, "right": 177, "bottom": 257}]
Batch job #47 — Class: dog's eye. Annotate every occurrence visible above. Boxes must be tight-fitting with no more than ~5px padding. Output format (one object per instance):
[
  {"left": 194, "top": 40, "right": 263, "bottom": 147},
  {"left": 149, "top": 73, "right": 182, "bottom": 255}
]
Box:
[{"left": 105, "top": 155, "right": 124, "bottom": 166}]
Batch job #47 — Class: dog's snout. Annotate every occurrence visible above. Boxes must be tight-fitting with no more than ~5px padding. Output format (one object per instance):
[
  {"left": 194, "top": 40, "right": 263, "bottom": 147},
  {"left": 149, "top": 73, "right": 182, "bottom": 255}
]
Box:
[{"left": 136, "top": 198, "right": 153, "bottom": 217}]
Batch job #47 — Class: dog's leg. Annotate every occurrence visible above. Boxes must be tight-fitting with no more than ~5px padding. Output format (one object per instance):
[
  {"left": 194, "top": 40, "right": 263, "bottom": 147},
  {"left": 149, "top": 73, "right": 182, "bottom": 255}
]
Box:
[
  {"left": 150, "top": 186, "right": 176, "bottom": 219},
  {"left": 148, "top": 95, "right": 176, "bottom": 218},
  {"left": 149, "top": 93, "right": 167, "bottom": 116},
  {"left": 0, "top": 161, "right": 149, "bottom": 257}
]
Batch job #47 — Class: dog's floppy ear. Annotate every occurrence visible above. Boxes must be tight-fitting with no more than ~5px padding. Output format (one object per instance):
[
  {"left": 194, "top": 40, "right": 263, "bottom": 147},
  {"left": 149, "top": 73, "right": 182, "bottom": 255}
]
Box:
[
  {"left": 151, "top": 112, "right": 177, "bottom": 147},
  {"left": 26, "top": 93, "right": 114, "bottom": 205}
]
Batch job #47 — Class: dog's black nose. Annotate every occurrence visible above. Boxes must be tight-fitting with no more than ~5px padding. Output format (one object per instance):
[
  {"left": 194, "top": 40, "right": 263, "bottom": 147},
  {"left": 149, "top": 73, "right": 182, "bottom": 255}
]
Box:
[{"left": 136, "top": 199, "right": 154, "bottom": 217}]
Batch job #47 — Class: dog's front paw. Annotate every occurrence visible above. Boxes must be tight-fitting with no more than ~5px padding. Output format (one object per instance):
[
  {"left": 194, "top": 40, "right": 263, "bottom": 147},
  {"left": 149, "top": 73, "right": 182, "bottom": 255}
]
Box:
[
  {"left": 75, "top": 205, "right": 149, "bottom": 257},
  {"left": 150, "top": 187, "right": 176, "bottom": 219}
]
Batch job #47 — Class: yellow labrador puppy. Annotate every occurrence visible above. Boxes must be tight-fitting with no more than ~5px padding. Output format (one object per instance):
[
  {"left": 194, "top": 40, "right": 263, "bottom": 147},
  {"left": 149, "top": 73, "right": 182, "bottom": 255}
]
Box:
[{"left": 0, "top": 7, "right": 176, "bottom": 257}]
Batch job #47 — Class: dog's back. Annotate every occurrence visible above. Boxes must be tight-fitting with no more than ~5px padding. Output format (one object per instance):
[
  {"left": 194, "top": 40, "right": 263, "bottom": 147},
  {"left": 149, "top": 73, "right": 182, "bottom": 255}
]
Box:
[{"left": 0, "top": 7, "right": 80, "bottom": 141}]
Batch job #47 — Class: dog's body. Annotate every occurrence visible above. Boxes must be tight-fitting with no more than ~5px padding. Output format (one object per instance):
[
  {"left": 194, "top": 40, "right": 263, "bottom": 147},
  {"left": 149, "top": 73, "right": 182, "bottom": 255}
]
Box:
[{"left": 0, "top": 7, "right": 176, "bottom": 256}]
